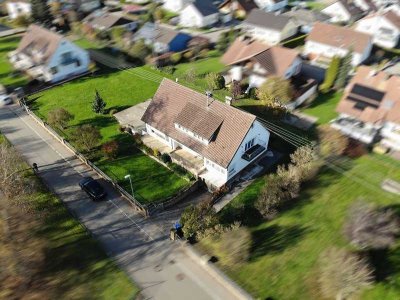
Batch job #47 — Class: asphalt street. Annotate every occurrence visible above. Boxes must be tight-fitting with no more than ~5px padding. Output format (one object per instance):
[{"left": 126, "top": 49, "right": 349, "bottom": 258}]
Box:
[{"left": 0, "top": 105, "right": 242, "bottom": 300}]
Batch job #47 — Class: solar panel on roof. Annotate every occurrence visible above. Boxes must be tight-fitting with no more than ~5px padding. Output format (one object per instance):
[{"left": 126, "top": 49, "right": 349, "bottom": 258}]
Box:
[{"left": 351, "top": 84, "right": 385, "bottom": 102}]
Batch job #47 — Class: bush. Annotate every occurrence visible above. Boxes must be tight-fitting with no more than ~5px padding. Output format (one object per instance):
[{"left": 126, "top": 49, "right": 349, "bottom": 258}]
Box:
[
  {"left": 161, "top": 66, "right": 175, "bottom": 74},
  {"left": 102, "top": 140, "right": 119, "bottom": 159},
  {"left": 160, "top": 153, "right": 171, "bottom": 163},
  {"left": 109, "top": 109, "right": 118, "bottom": 116},
  {"left": 199, "top": 48, "right": 209, "bottom": 59},
  {"left": 152, "top": 148, "right": 160, "bottom": 157},
  {"left": 319, "top": 56, "right": 340, "bottom": 93},
  {"left": 170, "top": 52, "right": 182, "bottom": 64},
  {"left": 180, "top": 202, "right": 219, "bottom": 239},
  {"left": 183, "top": 68, "right": 197, "bottom": 83},
  {"left": 205, "top": 72, "right": 225, "bottom": 90},
  {"left": 183, "top": 50, "right": 194, "bottom": 60},
  {"left": 344, "top": 139, "right": 367, "bottom": 158},
  {"left": 248, "top": 87, "right": 258, "bottom": 99},
  {"left": 318, "top": 125, "right": 348, "bottom": 158},
  {"left": 47, "top": 108, "right": 74, "bottom": 130},
  {"left": 71, "top": 125, "right": 101, "bottom": 151},
  {"left": 220, "top": 227, "right": 252, "bottom": 264}
]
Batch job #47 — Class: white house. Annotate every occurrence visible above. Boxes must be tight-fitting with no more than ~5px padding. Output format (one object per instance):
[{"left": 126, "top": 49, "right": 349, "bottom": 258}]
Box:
[
  {"left": 163, "top": 0, "right": 192, "bottom": 13},
  {"left": 141, "top": 79, "right": 271, "bottom": 189},
  {"left": 304, "top": 22, "right": 373, "bottom": 66},
  {"left": 6, "top": 0, "right": 31, "bottom": 20},
  {"left": 321, "top": 0, "right": 364, "bottom": 23},
  {"left": 333, "top": 66, "right": 400, "bottom": 150},
  {"left": 255, "top": 0, "right": 288, "bottom": 12},
  {"left": 356, "top": 11, "right": 400, "bottom": 48},
  {"left": 179, "top": 0, "right": 220, "bottom": 28},
  {"left": 8, "top": 25, "right": 90, "bottom": 83},
  {"left": 242, "top": 9, "right": 298, "bottom": 45}
]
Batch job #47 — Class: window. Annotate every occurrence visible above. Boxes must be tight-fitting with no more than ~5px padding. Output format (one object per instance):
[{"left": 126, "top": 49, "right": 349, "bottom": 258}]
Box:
[
  {"left": 60, "top": 52, "right": 75, "bottom": 65},
  {"left": 50, "top": 66, "right": 58, "bottom": 74},
  {"left": 245, "top": 138, "right": 255, "bottom": 151},
  {"left": 76, "top": 59, "right": 81, "bottom": 67}
]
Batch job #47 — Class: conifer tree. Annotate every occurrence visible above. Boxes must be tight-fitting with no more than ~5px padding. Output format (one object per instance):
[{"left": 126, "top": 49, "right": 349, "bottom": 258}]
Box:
[{"left": 92, "top": 90, "right": 106, "bottom": 114}]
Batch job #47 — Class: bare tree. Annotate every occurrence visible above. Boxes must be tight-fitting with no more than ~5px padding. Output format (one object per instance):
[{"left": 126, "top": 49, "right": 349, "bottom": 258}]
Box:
[
  {"left": 318, "top": 125, "right": 348, "bottom": 159},
  {"left": 290, "top": 145, "right": 321, "bottom": 182},
  {"left": 255, "top": 174, "right": 283, "bottom": 219},
  {"left": 220, "top": 227, "right": 252, "bottom": 264},
  {"left": 47, "top": 108, "right": 74, "bottom": 130},
  {"left": 71, "top": 125, "right": 102, "bottom": 151},
  {"left": 343, "top": 200, "right": 400, "bottom": 250},
  {"left": 257, "top": 76, "right": 293, "bottom": 107},
  {"left": 318, "top": 247, "right": 374, "bottom": 300}
]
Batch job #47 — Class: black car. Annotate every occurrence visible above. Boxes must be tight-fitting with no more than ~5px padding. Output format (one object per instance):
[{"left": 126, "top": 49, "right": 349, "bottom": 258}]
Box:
[{"left": 79, "top": 177, "right": 107, "bottom": 201}]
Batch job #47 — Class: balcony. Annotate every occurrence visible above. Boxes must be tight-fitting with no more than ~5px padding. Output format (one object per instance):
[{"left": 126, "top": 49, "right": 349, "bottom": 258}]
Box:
[
  {"left": 330, "top": 118, "right": 379, "bottom": 144},
  {"left": 170, "top": 149, "right": 205, "bottom": 176},
  {"left": 242, "top": 144, "right": 266, "bottom": 161}
]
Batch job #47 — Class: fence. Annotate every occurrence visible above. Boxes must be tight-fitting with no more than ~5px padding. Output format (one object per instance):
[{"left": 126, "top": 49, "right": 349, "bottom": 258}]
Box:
[
  {"left": 22, "top": 104, "right": 150, "bottom": 217},
  {"left": 22, "top": 104, "right": 201, "bottom": 217}
]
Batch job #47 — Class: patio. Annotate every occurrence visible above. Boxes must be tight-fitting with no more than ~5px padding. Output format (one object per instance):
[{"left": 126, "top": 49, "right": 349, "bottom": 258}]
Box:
[
  {"left": 141, "top": 134, "right": 173, "bottom": 154},
  {"left": 170, "top": 148, "right": 205, "bottom": 175}
]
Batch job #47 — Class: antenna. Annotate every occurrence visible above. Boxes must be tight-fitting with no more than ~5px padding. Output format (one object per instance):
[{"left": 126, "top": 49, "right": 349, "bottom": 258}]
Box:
[{"left": 205, "top": 90, "right": 212, "bottom": 107}]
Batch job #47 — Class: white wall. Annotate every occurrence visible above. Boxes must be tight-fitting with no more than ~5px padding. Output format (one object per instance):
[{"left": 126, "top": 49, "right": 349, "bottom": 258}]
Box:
[
  {"left": 44, "top": 40, "right": 90, "bottom": 82},
  {"left": 244, "top": 25, "right": 282, "bottom": 44},
  {"left": 304, "top": 40, "right": 372, "bottom": 66},
  {"left": 163, "top": 0, "right": 188, "bottom": 13},
  {"left": 227, "top": 120, "right": 270, "bottom": 180},
  {"left": 180, "top": 5, "right": 219, "bottom": 28},
  {"left": 6, "top": 2, "right": 31, "bottom": 19},
  {"left": 256, "top": 0, "right": 288, "bottom": 11},
  {"left": 356, "top": 16, "right": 400, "bottom": 48},
  {"left": 322, "top": 2, "right": 351, "bottom": 23},
  {"left": 381, "top": 122, "right": 400, "bottom": 151}
]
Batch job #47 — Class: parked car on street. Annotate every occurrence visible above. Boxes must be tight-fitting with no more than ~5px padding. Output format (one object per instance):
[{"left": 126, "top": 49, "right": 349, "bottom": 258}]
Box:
[
  {"left": 79, "top": 176, "right": 107, "bottom": 200},
  {"left": 0, "top": 93, "right": 12, "bottom": 107}
]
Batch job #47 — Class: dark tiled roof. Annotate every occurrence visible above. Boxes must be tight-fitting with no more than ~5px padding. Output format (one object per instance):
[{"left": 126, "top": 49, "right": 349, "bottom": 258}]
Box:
[
  {"left": 142, "top": 79, "right": 257, "bottom": 168},
  {"left": 244, "top": 9, "right": 291, "bottom": 31},
  {"left": 192, "top": 0, "right": 219, "bottom": 16}
]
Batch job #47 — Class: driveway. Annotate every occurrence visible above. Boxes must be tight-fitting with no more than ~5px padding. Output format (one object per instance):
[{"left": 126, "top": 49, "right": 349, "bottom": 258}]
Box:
[{"left": 0, "top": 104, "right": 246, "bottom": 300}]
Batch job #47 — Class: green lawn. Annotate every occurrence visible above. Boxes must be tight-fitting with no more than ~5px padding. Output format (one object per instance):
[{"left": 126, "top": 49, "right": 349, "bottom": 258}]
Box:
[
  {"left": 0, "top": 35, "right": 28, "bottom": 88},
  {"left": 302, "top": 91, "right": 343, "bottom": 124},
  {"left": 30, "top": 67, "right": 188, "bottom": 203},
  {"left": 198, "top": 154, "right": 400, "bottom": 299},
  {"left": 0, "top": 135, "right": 138, "bottom": 299}
]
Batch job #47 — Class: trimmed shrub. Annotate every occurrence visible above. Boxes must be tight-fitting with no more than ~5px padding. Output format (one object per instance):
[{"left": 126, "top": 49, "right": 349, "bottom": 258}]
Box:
[
  {"left": 170, "top": 52, "right": 182, "bottom": 64},
  {"left": 319, "top": 56, "right": 340, "bottom": 93},
  {"left": 160, "top": 153, "right": 171, "bottom": 163},
  {"left": 102, "top": 140, "right": 119, "bottom": 159},
  {"left": 153, "top": 148, "right": 160, "bottom": 157},
  {"left": 183, "top": 50, "right": 194, "bottom": 60}
]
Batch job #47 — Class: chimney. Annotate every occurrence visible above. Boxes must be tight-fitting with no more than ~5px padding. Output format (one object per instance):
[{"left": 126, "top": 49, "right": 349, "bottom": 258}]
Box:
[{"left": 205, "top": 91, "right": 213, "bottom": 107}]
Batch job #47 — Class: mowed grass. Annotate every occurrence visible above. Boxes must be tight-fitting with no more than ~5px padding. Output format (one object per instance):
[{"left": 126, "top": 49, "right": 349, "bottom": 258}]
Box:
[
  {"left": 198, "top": 154, "right": 400, "bottom": 299},
  {"left": 302, "top": 91, "right": 343, "bottom": 124},
  {"left": 30, "top": 67, "right": 188, "bottom": 203},
  {"left": 0, "top": 35, "right": 28, "bottom": 87},
  {"left": 0, "top": 136, "right": 138, "bottom": 299}
]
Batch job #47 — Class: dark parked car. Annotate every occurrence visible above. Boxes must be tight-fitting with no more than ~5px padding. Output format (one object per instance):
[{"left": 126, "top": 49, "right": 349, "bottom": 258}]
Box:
[{"left": 79, "top": 177, "right": 107, "bottom": 200}]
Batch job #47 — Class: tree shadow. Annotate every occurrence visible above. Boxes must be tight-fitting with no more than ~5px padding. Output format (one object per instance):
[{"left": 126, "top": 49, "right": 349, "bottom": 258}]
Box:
[
  {"left": 369, "top": 247, "right": 400, "bottom": 284},
  {"left": 250, "top": 224, "right": 308, "bottom": 261}
]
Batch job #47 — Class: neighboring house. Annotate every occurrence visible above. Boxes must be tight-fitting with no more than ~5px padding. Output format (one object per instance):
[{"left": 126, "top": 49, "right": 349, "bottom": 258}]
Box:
[
  {"left": 63, "top": 0, "right": 101, "bottom": 14},
  {"left": 83, "top": 10, "right": 137, "bottom": 31},
  {"left": 133, "top": 23, "right": 192, "bottom": 53},
  {"left": 354, "top": 0, "right": 379, "bottom": 12},
  {"left": 356, "top": 11, "right": 400, "bottom": 48},
  {"left": 163, "top": 0, "right": 191, "bottom": 13},
  {"left": 332, "top": 66, "right": 400, "bottom": 150},
  {"left": 304, "top": 22, "right": 373, "bottom": 66},
  {"left": 8, "top": 25, "right": 90, "bottom": 83},
  {"left": 222, "top": 36, "right": 301, "bottom": 87},
  {"left": 242, "top": 9, "right": 298, "bottom": 44},
  {"left": 283, "top": 8, "right": 331, "bottom": 33},
  {"left": 255, "top": 0, "right": 288, "bottom": 12},
  {"left": 321, "top": 0, "right": 365, "bottom": 24},
  {"left": 123, "top": 4, "right": 148, "bottom": 15},
  {"left": 179, "top": 0, "right": 220, "bottom": 28},
  {"left": 6, "top": 0, "right": 31, "bottom": 20},
  {"left": 141, "top": 78, "right": 271, "bottom": 189},
  {"left": 219, "top": 0, "right": 258, "bottom": 18}
]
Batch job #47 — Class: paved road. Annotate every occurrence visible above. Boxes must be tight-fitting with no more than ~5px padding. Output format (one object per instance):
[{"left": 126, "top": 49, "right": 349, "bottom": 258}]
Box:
[{"left": 0, "top": 105, "right": 241, "bottom": 300}]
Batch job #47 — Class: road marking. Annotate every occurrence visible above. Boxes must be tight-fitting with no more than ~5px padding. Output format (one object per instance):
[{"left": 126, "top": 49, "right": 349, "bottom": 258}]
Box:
[{"left": 6, "top": 106, "right": 156, "bottom": 242}]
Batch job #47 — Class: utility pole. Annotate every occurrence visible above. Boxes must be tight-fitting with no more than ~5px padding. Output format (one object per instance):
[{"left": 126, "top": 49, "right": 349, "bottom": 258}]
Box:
[{"left": 124, "top": 174, "right": 134, "bottom": 198}]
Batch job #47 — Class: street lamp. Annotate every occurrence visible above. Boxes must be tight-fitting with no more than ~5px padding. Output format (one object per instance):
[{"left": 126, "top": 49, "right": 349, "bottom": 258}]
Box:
[{"left": 124, "top": 174, "right": 134, "bottom": 198}]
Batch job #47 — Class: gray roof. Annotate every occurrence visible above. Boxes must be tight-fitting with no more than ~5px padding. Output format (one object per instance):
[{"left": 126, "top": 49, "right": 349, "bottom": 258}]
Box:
[
  {"left": 134, "top": 23, "right": 189, "bottom": 44},
  {"left": 192, "top": 0, "right": 219, "bottom": 16},
  {"left": 283, "top": 8, "right": 330, "bottom": 26},
  {"left": 244, "top": 9, "right": 291, "bottom": 31}
]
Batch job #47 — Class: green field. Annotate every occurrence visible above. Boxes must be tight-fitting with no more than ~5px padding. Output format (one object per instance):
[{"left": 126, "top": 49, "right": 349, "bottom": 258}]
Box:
[
  {"left": 0, "top": 135, "right": 138, "bottom": 299},
  {"left": 30, "top": 67, "right": 188, "bottom": 203},
  {"left": 0, "top": 35, "right": 28, "bottom": 88},
  {"left": 198, "top": 154, "right": 400, "bottom": 299},
  {"left": 302, "top": 91, "right": 343, "bottom": 124}
]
